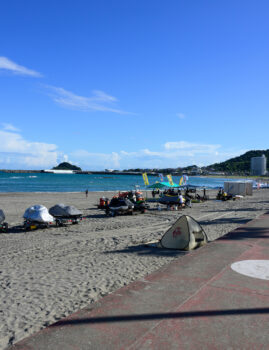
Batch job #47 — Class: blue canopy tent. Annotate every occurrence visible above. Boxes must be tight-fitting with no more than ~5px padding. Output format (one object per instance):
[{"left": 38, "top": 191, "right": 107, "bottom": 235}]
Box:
[{"left": 147, "top": 181, "right": 180, "bottom": 189}]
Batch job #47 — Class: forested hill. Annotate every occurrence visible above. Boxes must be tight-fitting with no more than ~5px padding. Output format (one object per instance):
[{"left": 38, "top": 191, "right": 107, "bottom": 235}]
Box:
[
  {"left": 207, "top": 150, "right": 269, "bottom": 173},
  {"left": 52, "top": 162, "right": 81, "bottom": 171}
]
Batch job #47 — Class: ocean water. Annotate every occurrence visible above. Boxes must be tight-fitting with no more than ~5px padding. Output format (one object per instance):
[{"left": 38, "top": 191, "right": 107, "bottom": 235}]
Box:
[{"left": 0, "top": 172, "right": 252, "bottom": 193}]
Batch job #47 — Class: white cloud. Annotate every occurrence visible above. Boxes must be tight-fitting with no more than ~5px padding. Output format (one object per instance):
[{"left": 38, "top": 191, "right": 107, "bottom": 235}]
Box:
[
  {"left": 176, "top": 113, "right": 185, "bottom": 119},
  {"left": 45, "top": 85, "right": 132, "bottom": 114},
  {"left": 69, "top": 141, "right": 246, "bottom": 170},
  {"left": 0, "top": 127, "right": 247, "bottom": 170},
  {"left": 0, "top": 57, "right": 42, "bottom": 77},
  {"left": 1, "top": 123, "right": 20, "bottom": 132},
  {"left": 70, "top": 150, "right": 121, "bottom": 169},
  {"left": 0, "top": 130, "right": 63, "bottom": 169}
]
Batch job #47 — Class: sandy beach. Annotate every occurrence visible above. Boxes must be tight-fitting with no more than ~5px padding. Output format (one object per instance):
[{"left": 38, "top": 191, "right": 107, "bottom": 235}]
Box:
[{"left": 1, "top": 189, "right": 269, "bottom": 349}]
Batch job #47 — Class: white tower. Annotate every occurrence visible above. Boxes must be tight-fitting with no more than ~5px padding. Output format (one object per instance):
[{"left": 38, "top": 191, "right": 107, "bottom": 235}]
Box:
[{"left": 251, "top": 154, "right": 267, "bottom": 175}]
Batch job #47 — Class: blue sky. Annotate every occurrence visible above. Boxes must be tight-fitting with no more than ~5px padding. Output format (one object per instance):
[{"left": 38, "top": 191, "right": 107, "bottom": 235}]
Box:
[{"left": 1, "top": 0, "right": 268, "bottom": 170}]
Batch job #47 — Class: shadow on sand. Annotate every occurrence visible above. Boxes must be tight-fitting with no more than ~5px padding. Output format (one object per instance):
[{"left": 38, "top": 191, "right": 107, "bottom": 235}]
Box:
[{"left": 103, "top": 244, "right": 188, "bottom": 258}]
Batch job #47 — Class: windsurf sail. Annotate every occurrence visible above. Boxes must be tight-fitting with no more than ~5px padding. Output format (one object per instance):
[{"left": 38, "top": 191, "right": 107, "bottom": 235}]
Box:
[
  {"left": 142, "top": 173, "right": 149, "bottom": 186},
  {"left": 179, "top": 175, "right": 188, "bottom": 186},
  {"left": 167, "top": 174, "right": 173, "bottom": 186}
]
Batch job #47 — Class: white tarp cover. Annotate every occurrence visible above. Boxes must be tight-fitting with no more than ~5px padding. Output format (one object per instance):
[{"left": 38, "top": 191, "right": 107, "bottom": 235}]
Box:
[
  {"left": 0, "top": 209, "right": 5, "bottom": 223},
  {"left": 49, "top": 204, "right": 82, "bottom": 217},
  {"left": 246, "top": 182, "right": 253, "bottom": 195},
  {"left": 23, "top": 205, "right": 54, "bottom": 223},
  {"left": 224, "top": 182, "right": 253, "bottom": 196},
  {"left": 159, "top": 215, "right": 208, "bottom": 250}
]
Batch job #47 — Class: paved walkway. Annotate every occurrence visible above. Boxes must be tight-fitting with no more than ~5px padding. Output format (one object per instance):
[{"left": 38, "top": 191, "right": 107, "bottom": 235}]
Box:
[{"left": 9, "top": 212, "right": 269, "bottom": 349}]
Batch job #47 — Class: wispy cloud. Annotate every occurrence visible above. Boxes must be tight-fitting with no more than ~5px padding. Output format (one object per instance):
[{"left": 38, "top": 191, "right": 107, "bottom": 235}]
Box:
[
  {"left": 45, "top": 85, "right": 132, "bottom": 115},
  {"left": 0, "top": 57, "right": 42, "bottom": 77},
  {"left": 164, "top": 141, "right": 221, "bottom": 154},
  {"left": 70, "top": 149, "right": 121, "bottom": 169},
  {"left": 69, "top": 141, "right": 247, "bottom": 170},
  {"left": 1, "top": 123, "right": 20, "bottom": 132},
  {"left": 176, "top": 113, "right": 186, "bottom": 119}
]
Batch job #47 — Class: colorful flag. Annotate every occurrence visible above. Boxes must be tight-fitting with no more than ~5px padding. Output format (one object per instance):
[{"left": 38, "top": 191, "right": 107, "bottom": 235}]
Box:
[
  {"left": 179, "top": 176, "right": 184, "bottom": 186},
  {"left": 142, "top": 173, "right": 149, "bottom": 186},
  {"left": 167, "top": 174, "right": 173, "bottom": 186}
]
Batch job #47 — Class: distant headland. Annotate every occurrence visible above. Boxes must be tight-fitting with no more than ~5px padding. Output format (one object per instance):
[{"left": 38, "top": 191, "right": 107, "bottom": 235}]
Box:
[{"left": 1, "top": 150, "right": 269, "bottom": 177}]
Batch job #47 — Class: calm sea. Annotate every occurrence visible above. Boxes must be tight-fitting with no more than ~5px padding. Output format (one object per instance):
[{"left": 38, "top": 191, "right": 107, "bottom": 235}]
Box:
[{"left": 0, "top": 172, "right": 251, "bottom": 193}]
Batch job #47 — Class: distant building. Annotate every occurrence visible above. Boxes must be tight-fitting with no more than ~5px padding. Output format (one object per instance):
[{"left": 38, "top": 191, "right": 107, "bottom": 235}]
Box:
[
  {"left": 251, "top": 154, "right": 267, "bottom": 175},
  {"left": 207, "top": 171, "right": 225, "bottom": 176},
  {"left": 190, "top": 167, "right": 202, "bottom": 175}
]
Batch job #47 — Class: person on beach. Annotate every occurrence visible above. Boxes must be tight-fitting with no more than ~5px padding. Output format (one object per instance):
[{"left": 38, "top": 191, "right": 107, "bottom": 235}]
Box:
[
  {"left": 178, "top": 191, "right": 184, "bottom": 208},
  {"left": 85, "top": 189, "right": 88, "bottom": 198}
]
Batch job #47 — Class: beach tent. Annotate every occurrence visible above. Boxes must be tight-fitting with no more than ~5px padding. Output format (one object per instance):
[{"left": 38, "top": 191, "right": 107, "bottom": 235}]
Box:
[
  {"left": 146, "top": 215, "right": 208, "bottom": 251},
  {"left": 224, "top": 181, "right": 253, "bottom": 196},
  {"left": 147, "top": 181, "right": 179, "bottom": 189},
  {"left": 160, "top": 215, "right": 208, "bottom": 250},
  {"left": 147, "top": 182, "right": 166, "bottom": 189}
]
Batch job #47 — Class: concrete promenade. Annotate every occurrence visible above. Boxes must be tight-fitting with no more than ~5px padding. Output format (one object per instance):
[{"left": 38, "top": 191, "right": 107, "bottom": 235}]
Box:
[{"left": 9, "top": 212, "right": 269, "bottom": 350}]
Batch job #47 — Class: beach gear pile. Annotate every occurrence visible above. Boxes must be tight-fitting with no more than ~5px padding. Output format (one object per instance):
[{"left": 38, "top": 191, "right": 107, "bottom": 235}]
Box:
[
  {"left": 158, "top": 189, "right": 190, "bottom": 209},
  {"left": 0, "top": 209, "right": 8, "bottom": 233},
  {"left": 103, "top": 190, "right": 150, "bottom": 217},
  {"left": 118, "top": 191, "right": 149, "bottom": 213},
  {"left": 98, "top": 197, "right": 110, "bottom": 209},
  {"left": 216, "top": 190, "right": 234, "bottom": 201},
  {"left": 157, "top": 188, "right": 209, "bottom": 208},
  {"left": 105, "top": 197, "right": 134, "bottom": 217}
]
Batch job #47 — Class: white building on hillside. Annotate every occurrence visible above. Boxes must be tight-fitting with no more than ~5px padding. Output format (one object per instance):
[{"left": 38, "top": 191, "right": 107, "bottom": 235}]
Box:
[
  {"left": 251, "top": 154, "right": 267, "bottom": 175},
  {"left": 43, "top": 169, "right": 75, "bottom": 174}
]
